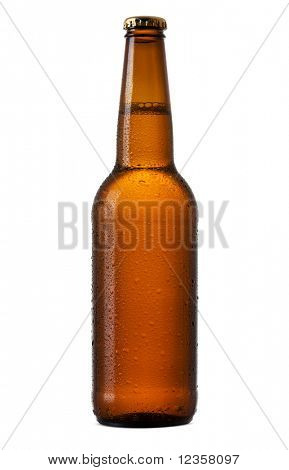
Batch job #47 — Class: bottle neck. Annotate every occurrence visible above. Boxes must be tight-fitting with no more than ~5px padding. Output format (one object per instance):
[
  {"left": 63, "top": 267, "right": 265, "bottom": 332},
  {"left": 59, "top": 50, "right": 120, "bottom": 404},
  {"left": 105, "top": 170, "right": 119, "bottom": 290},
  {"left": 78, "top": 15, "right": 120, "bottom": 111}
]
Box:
[{"left": 116, "top": 30, "right": 174, "bottom": 169}]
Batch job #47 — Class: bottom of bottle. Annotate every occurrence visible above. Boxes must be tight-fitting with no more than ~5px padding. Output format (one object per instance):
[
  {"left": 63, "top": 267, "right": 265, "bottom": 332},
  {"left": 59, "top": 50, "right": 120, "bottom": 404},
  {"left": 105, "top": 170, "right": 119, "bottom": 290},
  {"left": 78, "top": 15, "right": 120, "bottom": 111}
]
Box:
[{"left": 95, "top": 412, "right": 193, "bottom": 428}]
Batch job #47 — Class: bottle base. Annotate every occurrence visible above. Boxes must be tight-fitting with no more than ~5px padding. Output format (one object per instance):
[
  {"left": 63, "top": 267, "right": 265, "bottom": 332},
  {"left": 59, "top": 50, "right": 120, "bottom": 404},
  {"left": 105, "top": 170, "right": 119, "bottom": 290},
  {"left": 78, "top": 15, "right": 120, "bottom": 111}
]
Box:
[{"left": 96, "top": 412, "right": 193, "bottom": 428}]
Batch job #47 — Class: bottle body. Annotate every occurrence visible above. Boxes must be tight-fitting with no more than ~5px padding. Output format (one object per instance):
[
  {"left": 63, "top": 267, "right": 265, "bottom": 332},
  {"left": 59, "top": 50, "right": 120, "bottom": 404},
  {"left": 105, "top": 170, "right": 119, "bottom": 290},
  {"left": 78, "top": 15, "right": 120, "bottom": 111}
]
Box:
[{"left": 92, "top": 18, "right": 197, "bottom": 427}]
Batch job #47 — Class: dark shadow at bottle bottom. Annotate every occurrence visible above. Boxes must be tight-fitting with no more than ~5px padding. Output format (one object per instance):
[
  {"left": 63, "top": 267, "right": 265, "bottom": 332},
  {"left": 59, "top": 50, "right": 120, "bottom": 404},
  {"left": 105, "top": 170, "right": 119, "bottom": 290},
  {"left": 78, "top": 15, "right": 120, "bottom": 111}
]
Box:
[{"left": 96, "top": 412, "right": 193, "bottom": 428}]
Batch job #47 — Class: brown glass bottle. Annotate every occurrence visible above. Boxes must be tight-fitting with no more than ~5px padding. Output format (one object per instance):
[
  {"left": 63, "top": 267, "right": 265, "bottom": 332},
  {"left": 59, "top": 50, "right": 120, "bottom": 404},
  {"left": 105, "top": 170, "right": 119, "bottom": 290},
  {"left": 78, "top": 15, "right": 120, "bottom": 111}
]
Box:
[{"left": 92, "top": 16, "right": 197, "bottom": 427}]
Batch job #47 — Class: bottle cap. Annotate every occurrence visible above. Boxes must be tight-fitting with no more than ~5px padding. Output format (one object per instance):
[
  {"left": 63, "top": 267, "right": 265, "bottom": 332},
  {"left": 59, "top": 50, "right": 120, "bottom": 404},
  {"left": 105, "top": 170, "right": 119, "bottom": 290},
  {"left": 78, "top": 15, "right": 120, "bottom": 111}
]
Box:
[{"left": 123, "top": 16, "right": 167, "bottom": 31}]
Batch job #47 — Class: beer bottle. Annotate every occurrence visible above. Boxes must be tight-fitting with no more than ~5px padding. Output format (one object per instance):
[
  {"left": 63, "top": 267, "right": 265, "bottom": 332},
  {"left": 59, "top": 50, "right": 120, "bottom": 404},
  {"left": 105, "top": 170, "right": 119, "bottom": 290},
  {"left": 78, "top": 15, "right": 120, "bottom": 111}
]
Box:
[{"left": 92, "top": 16, "right": 197, "bottom": 427}]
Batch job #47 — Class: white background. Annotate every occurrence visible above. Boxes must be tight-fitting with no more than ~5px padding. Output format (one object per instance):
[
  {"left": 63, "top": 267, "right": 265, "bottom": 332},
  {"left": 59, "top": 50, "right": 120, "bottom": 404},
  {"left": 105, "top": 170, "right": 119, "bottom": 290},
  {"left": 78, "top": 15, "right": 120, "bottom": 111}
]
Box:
[{"left": 1, "top": 0, "right": 289, "bottom": 468}]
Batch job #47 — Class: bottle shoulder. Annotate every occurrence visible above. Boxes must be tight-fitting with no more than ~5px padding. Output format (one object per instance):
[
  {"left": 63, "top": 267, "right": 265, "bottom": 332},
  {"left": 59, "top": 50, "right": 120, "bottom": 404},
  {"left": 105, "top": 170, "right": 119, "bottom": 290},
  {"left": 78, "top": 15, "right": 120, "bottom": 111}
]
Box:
[{"left": 93, "top": 167, "right": 196, "bottom": 205}]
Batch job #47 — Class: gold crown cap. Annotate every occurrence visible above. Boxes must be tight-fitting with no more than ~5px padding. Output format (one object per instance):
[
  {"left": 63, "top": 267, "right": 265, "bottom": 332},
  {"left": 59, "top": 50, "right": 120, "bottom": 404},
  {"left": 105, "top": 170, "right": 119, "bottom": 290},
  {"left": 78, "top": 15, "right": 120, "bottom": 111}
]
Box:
[{"left": 124, "top": 16, "right": 167, "bottom": 31}]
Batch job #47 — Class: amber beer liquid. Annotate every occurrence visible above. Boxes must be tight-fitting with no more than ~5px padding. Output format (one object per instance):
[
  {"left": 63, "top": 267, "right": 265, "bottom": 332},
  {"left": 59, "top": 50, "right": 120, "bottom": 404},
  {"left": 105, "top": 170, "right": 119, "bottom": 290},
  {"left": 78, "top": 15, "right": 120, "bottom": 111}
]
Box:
[{"left": 92, "top": 16, "right": 197, "bottom": 427}]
